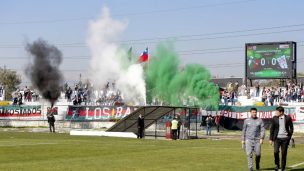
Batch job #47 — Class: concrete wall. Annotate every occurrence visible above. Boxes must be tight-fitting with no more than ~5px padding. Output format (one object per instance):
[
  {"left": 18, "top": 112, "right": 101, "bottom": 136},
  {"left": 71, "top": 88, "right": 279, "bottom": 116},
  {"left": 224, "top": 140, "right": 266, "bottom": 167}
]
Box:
[
  {"left": 294, "top": 123, "right": 304, "bottom": 133},
  {"left": 1, "top": 119, "right": 303, "bottom": 133},
  {"left": 0, "top": 120, "right": 115, "bottom": 130}
]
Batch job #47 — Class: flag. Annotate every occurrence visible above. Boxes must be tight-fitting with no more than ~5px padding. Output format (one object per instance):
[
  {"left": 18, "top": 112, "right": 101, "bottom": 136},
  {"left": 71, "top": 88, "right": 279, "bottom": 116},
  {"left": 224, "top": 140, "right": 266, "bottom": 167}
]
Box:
[
  {"left": 137, "top": 47, "right": 148, "bottom": 63},
  {"left": 127, "top": 47, "right": 132, "bottom": 62}
]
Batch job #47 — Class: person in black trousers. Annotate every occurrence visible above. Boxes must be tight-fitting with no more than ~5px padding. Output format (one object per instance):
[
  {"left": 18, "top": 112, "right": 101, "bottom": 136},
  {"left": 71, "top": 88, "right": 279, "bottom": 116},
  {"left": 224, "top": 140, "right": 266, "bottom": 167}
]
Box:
[
  {"left": 177, "top": 116, "right": 181, "bottom": 139},
  {"left": 47, "top": 113, "right": 56, "bottom": 133},
  {"left": 137, "top": 114, "right": 144, "bottom": 139},
  {"left": 269, "top": 106, "right": 294, "bottom": 171}
]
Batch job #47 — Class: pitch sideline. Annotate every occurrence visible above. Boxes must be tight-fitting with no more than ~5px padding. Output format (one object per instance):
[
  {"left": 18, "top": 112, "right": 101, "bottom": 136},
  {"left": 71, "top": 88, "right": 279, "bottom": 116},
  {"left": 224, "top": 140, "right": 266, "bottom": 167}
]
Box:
[{"left": 290, "top": 162, "right": 304, "bottom": 168}]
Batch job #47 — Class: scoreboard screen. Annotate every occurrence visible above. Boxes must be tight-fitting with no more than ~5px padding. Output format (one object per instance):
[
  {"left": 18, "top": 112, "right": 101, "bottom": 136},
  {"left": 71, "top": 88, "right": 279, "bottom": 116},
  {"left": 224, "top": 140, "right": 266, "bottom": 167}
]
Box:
[{"left": 245, "top": 42, "right": 296, "bottom": 79}]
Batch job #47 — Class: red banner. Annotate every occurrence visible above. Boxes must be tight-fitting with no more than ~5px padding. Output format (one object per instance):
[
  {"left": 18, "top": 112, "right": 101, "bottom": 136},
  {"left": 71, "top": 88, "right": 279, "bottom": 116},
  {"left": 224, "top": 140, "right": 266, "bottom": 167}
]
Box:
[{"left": 66, "top": 106, "right": 136, "bottom": 120}]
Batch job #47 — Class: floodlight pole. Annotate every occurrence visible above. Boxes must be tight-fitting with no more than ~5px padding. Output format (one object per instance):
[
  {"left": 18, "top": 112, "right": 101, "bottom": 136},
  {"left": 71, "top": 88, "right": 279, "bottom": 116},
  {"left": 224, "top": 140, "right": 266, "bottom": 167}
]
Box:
[{"left": 294, "top": 42, "right": 297, "bottom": 85}]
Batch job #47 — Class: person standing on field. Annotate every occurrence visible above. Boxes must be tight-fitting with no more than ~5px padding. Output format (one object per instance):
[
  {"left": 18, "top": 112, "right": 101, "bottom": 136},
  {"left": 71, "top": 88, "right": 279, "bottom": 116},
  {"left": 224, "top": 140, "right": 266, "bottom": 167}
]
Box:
[
  {"left": 215, "top": 114, "right": 221, "bottom": 133},
  {"left": 171, "top": 117, "right": 179, "bottom": 140},
  {"left": 177, "top": 115, "right": 182, "bottom": 139},
  {"left": 205, "top": 114, "right": 213, "bottom": 136},
  {"left": 242, "top": 107, "right": 265, "bottom": 171},
  {"left": 47, "top": 113, "right": 56, "bottom": 133},
  {"left": 269, "top": 106, "right": 294, "bottom": 171},
  {"left": 137, "top": 114, "right": 145, "bottom": 139}
]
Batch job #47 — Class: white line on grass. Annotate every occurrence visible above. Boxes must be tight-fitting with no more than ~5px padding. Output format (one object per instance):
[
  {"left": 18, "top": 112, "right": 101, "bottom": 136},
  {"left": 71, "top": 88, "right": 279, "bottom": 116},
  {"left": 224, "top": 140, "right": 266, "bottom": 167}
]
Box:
[
  {"left": 0, "top": 142, "right": 57, "bottom": 147},
  {"left": 189, "top": 146, "right": 273, "bottom": 151},
  {"left": 290, "top": 162, "right": 304, "bottom": 168}
]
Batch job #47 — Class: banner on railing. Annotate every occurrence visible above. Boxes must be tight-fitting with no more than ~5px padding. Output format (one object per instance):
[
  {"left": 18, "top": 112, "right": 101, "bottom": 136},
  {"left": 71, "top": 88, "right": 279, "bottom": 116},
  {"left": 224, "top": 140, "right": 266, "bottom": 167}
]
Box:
[
  {"left": 66, "top": 106, "right": 137, "bottom": 120},
  {"left": 0, "top": 105, "right": 42, "bottom": 119},
  {"left": 203, "top": 105, "right": 303, "bottom": 122}
]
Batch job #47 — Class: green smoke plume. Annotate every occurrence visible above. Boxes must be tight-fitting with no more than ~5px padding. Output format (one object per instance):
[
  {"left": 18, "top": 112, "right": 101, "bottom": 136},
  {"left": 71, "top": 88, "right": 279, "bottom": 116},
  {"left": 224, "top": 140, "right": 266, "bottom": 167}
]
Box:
[{"left": 146, "top": 42, "right": 219, "bottom": 109}]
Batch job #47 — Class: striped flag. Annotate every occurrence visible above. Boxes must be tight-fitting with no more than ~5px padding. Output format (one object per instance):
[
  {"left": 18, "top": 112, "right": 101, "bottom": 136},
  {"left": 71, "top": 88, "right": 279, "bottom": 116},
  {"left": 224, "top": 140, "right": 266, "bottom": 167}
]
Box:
[{"left": 137, "top": 47, "right": 148, "bottom": 63}]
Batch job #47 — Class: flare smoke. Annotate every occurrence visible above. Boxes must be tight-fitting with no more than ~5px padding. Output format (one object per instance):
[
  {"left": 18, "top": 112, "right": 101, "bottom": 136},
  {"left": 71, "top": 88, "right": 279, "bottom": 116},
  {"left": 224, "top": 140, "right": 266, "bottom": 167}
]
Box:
[{"left": 25, "top": 39, "right": 64, "bottom": 107}]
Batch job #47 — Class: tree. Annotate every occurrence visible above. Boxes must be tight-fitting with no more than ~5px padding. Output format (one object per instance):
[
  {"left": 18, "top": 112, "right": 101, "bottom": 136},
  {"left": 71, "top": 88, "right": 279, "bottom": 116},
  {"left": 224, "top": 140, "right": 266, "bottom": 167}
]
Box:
[{"left": 0, "top": 67, "right": 21, "bottom": 100}]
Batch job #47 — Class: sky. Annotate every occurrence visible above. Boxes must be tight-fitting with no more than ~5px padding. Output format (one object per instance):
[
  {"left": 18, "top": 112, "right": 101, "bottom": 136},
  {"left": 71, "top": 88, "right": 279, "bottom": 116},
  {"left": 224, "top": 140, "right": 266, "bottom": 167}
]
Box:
[{"left": 1, "top": 0, "right": 304, "bottom": 86}]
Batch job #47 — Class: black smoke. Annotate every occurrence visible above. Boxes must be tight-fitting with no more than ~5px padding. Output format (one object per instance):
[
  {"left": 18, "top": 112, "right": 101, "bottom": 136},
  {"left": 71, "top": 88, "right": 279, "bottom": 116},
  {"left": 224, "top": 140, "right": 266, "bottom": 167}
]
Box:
[{"left": 25, "top": 39, "right": 63, "bottom": 107}]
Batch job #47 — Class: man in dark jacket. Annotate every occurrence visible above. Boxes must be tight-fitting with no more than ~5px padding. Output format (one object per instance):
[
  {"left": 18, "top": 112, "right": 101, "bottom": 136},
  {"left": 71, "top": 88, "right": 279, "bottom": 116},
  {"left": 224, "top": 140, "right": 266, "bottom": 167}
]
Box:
[
  {"left": 137, "top": 114, "right": 144, "bottom": 139},
  {"left": 269, "top": 106, "right": 294, "bottom": 171},
  {"left": 47, "top": 113, "right": 56, "bottom": 133},
  {"left": 215, "top": 114, "right": 221, "bottom": 133}
]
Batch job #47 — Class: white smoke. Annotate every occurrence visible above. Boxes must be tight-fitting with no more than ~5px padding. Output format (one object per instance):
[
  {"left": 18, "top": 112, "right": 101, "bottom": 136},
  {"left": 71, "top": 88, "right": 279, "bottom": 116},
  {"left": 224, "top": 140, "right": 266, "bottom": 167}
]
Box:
[
  {"left": 87, "top": 7, "right": 126, "bottom": 87},
  {"left": 87, "top": 7, "right": 146, "bottom": 105},
  {"left": 116, "top": 64, "right": 146, "bottom": 105}
]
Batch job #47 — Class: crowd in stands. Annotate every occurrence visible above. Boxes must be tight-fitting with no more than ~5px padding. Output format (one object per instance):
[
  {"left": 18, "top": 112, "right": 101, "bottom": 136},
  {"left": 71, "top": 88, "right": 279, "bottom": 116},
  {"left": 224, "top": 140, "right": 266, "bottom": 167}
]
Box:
[
  {"left": 64, "top": 83, "right": 91, "bottom": 105},
  {"left": 12, "top": 86, "right": 39, "bottom": 105},
  {"left": 9, "top": 81, "right": 124, "bottom": 106},
  {"left": 12, "top": 80, "right": 304, "bottom": 107},
  {"left": 220, "top": 81, "right": 239, "bottom": 106},
  {"left": 220, "top": 81, "right": 304, "bottom": 106},
  {"left": 94, "top": 82, "right": 123, "bottom": 106},
  {"left": 257, "top": 82, "right": 304, "bottom": 105},
  {"left": 64, "top": 81, "right": 123, "bottom": 106}
]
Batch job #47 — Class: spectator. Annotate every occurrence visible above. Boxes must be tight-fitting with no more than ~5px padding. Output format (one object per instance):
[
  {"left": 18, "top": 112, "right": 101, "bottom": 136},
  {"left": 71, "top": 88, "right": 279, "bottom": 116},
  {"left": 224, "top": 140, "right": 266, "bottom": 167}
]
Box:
[
  {"left": 171, "top": 117, "right": 179, "bottom": 140},
  {"left": 246, "top": 88, "right": 251, "bottom": 99},
  {"left": 17, "top": 92, "right": 23, "bottom": 105},
  {"left": 47, "top": 113, "right": 56, "bottom": 133},
  {"left": 215, "top": 114, "right": 221, "bottom": 133},
  {"left": 262, "top": 89, "right": 267, "bottom": 104},
  {"left": 274, "top": 88, "right": 280, "bottom": 103},
  {"left": 66, "top": 87, "right": 72, "bottom": 102},
  {"left": 0, "top": 86, "right": 3, "bottom": 97},
  {"left": 223, "top": 90, "right": 229, "bottom": 106},
  {"left": 24, "top": 86, "right": 30, "bottom": 102},
  {"left": 72, "top": 95, "right": 78, "bottom": 105},
  {"left": 32, "top": 91, "right": 39, "bottom": 101},
  {"left": 27, "top": 91, "right": 32, "bottom": 102},
  {"left": 234, "top": 81, "right": 239, "bottom": 95},
  {"left": 241, "top": 84, "right": 246, "bottom": 96},
  {"left": 137, "top": 114, "right": 145, "bottom": 139},
  {"left": 177, "top": 115, "right": 182, "bottom": 139},
  {"left": 269, "top": 89, "right": 275, "bottom": 106},
  {"left": 205, "top": 114, "right": 213, "bottom": 136},
  {"left": 255, "top": 82, "right": 260, "bottom": 97},
  {"left": 227, "top": 82, "right": 233, "bottom": 94},
  {"left": 231, "top": 91, "right": 236, "bottom": 106},
  {"left": 301, "top": 88, "right": 304, "bottom": 102}
]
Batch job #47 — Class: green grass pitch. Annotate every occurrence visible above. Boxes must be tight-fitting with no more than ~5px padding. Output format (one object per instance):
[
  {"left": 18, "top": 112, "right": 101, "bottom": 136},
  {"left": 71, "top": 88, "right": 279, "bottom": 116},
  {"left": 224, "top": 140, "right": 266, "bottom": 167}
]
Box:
[{"left": 0, "top": 131, "right": 303, "bottom": 171}]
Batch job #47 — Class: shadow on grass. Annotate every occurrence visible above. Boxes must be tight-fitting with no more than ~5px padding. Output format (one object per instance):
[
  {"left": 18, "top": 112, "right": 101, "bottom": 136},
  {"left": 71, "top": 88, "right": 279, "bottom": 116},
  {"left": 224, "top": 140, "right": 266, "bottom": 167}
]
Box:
[
  {"left": 261, "top": 167, "right": 275, "bottom": 170},
  {"left": 261, "top": 167, "right": 304, "bottom": 170}
]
